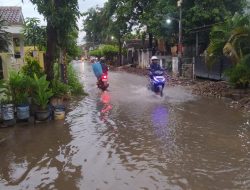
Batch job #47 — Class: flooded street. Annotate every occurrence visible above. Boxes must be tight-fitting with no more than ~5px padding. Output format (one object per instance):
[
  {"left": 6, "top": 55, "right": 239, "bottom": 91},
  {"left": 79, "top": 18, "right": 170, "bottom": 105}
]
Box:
[{"left": 0, "top": 62, "right": 249, "bottom": 190}]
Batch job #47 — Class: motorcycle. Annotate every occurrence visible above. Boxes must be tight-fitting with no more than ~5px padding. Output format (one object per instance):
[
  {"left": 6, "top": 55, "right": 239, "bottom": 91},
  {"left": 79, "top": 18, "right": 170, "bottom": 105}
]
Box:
[
  {"left": 148, "top": 69, "right": 166, "bottom": 97},
  {"left": 97, "top": 72, "right": 109, "bottom": 91}
]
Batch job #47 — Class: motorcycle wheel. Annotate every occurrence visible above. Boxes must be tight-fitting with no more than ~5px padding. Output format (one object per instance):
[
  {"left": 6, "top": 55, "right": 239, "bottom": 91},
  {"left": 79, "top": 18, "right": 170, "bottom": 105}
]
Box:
[{"left": 158, "top": 86, "right": 163, "bottom": 97}]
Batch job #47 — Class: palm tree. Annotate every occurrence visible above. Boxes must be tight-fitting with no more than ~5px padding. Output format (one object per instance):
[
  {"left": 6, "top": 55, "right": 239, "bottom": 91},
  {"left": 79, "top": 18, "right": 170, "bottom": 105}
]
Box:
[
  {"left": 207, "top": 13, "right": 250, "bottom": 88},
  {"left": 207, "top": 13, "right": 250, "bottom": 65},
  {"left": 0, "top": 18, "right": 10, "bottom": 52}
]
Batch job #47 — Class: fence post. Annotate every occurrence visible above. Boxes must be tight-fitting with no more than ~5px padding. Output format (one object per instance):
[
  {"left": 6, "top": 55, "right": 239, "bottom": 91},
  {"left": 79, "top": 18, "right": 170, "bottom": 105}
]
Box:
[{"left": 192, "top": 57, "right": 195, "bottom": 80}]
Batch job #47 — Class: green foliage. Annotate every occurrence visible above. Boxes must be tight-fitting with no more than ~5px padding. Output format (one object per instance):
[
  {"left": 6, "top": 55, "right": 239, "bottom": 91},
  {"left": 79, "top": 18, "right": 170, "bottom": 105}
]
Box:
[
  {"left": 8, "top": 71, "right": 33, "bottom": 105},
  {"left": 67, "top": 45, "right": 82, "bottom": 60},
  {"left": 82, "top": 0, "right": 247, "bottom": 49},
  {"left": 207, "top": 14, "right": 250, "bottom": 66},
  {"left": 89, "top": 45, "right": 119, "bottom": 61},
  {"left": 33, "top": 74, "right": 53, "bottom": 109},
  {"left": 23, "top": 17, "right": 47, "bottom": 50},
  {"left": 0, "top": 17, "right": 10, "bottom": 52},
  {"left": 0, "top": 80, "right": 12, "bottom": 104},
  {"left": 225, "top": 54, "right": 250, "bottom": 88},
  {"left": 67, "top": 63, "right": 84, "bottom": 95},
  {"left": 21, "top": 56, "right": 44, "bottom": 78},
  {"left": 28, "top": 0, "right": 80, "bottom": 80},
  {"left": 101, "top": 44, "right": 119, "bottom": 59},
  {"left": 89, "top": 49, "right": 103, "bottom": 57},
  {"left": 51, "top": 79, "right": 70, "bottom": 98},
  {"left": 53, "top": 62, "right": 83, "bottom": 97}
]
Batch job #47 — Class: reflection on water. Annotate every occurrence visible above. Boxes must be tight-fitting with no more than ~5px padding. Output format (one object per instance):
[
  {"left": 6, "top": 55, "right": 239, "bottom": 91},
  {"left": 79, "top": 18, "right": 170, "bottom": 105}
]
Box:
[
  {"left": 0, "top": 61, "right": 249, "bottom": 190},
  {"left": 98, "top": 91, "right": 112, "bottom": 123}
]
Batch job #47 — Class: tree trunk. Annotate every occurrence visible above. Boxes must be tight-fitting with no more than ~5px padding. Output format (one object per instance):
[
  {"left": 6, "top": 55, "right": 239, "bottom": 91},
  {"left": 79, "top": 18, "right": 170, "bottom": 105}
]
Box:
[
  {"left": 60, "top": 49, "right": 68, "bottom": 84},
  {"left": 149, "top": 33, "right": 153, "bottom": 49},
  {"left": 45, "top": 21, "right": 57, "bottom": 81}
]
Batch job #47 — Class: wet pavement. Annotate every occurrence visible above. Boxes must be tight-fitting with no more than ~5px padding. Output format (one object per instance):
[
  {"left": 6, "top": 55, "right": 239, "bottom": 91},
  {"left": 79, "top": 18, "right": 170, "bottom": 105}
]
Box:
[{"left": 0, "top": 62, "right": 249, "bottom": 190}]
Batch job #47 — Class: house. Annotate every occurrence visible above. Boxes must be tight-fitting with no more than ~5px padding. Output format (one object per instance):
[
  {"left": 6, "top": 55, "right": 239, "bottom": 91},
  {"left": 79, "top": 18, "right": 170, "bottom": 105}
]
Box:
[{"left": 0, "top": 6, "right": 25, "bottom": 79}]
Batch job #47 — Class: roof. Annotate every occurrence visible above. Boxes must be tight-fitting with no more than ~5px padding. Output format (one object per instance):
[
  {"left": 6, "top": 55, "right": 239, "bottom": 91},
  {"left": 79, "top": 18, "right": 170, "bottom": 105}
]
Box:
[{"left": 0, "top": 6, "right": 24, "bottom": 25}]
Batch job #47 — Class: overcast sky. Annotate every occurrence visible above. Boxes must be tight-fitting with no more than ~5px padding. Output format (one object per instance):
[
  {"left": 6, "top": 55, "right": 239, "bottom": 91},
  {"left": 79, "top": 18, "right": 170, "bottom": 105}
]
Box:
[{"left": 0, "top": 0, "right": 107, "bottom": 44}]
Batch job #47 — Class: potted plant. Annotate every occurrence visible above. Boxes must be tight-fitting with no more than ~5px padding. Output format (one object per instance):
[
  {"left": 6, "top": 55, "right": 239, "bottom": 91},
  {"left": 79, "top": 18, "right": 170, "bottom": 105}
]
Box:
[
  {"left": 32, "top": 74, "right": 53, "bottom": 121},
  {"left": 9, "top": 71, "right": 32, "bottom": 120},
  {"left": 50, "top": 79, "right": 69, "bottom": 107},
  {"left": 50, "top": 80, "right": 69, "bottom": 120},
  {"left": 0, "top": 80, "right": 15, "bottom": 122}
]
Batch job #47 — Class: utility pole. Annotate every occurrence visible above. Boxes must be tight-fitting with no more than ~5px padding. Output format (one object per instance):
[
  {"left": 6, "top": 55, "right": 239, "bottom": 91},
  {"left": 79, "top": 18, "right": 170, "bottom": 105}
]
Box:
[{"left": 177, "top": 0, "right": 183, "bottom": 76}]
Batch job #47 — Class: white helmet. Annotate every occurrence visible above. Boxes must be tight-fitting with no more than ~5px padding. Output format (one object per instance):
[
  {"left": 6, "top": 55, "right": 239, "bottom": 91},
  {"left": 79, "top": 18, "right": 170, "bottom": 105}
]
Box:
[{"left": 151, "top": 56, "right": 158, "bottom": 60}]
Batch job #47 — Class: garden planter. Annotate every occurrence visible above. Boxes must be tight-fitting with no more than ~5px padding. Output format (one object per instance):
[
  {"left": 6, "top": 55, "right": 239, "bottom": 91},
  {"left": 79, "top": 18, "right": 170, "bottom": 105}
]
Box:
[
  {"left": 1, "top": 104, "right": 14, "bottom": 121},
  {"left": 50, "top": 97, "right": 64, "bottom": 107},
  {"left": 35, "top": 109, "right": 51, "bottom": 121},
  {"left": 53, "top": 105, "right": 65, "bottom": 120},
  {"left": 17, "top": 104, "right": 30, "bottom": 120}
]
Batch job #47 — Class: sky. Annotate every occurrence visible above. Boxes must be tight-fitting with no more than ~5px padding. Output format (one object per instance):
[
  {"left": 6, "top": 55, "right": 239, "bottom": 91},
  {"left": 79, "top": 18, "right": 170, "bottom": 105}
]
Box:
[{"left": 0, "top": 0, "right": 107, "bottom": 44}]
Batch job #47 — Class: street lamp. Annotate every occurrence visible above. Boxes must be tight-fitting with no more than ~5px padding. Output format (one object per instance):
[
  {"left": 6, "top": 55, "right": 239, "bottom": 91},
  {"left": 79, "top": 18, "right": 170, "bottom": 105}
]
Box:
[{"left": 166, "top": 0, "right": 183, "bottom": 76}]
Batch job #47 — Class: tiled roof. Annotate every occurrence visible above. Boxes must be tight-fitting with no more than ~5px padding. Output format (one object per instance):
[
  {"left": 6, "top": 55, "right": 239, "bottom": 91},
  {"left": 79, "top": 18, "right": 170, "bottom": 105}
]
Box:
[{"left": 0, "top": 6, "right": 24, "bottom": 25}]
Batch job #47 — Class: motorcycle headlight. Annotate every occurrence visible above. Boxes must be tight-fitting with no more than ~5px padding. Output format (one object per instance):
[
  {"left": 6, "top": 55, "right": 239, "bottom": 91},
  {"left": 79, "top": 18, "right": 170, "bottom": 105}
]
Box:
[{"left": 153, "top": 76, "right": 159, "bottom": 82}]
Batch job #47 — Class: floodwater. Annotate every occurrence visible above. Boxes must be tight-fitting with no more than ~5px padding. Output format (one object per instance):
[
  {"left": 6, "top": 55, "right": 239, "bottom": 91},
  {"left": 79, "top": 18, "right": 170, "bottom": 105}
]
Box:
[{"left": 0, "top": 62, "right": 249, "bottom": 190}]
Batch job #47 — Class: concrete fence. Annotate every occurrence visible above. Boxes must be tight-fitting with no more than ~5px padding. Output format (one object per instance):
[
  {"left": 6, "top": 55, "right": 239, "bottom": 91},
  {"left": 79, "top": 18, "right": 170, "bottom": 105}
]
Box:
[{"left": 0, "top": 53, "right": 24, "bottom": 79}]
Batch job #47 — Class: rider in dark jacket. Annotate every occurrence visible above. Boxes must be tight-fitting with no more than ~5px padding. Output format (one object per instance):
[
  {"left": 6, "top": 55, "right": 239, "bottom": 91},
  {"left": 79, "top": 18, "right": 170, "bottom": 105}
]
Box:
[{"left": 149, "top": 56, "right": 162, "bottom": 79}]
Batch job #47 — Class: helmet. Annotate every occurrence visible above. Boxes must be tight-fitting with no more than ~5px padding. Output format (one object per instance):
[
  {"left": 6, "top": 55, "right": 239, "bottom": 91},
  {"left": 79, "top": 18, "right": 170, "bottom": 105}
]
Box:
[
  {"left": 151, "top": 56, "right": 158, "bottom": 60},
  {"left": 100, "top": 57, "right": 105, "bottom": 61}
]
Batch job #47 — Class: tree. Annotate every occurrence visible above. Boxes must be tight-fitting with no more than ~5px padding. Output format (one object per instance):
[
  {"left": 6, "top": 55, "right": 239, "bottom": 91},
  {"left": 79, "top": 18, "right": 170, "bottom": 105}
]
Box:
[
  {"left": 207, "top": 13, "right": 250, "bottom": 64},
  {"left": 82, "top": 7, "right": 109, "bottom": 45},
  {"left": 207, "top": 14, "right": 250, "bottom": 87},
  {"left": 23, "top": 17, "right": 46, "bottom": 50},
  {"left": 82, "top": 0, "right": 247, "bottom": 57},
  {"left": 28, "top": 0, "right": 80, "bottom": 81},
  {"left": 0, "top": 18, "right": 10, "bottom": 52}
]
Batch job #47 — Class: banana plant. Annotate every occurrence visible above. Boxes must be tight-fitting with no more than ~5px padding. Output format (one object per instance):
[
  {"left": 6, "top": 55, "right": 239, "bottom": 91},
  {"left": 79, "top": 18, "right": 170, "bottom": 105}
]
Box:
[
  {"left": 207, "top": 13, "right": 250, "bottom": 65},
  {"left": 33, "top": 74, "right": 53, "bottom": 110}
]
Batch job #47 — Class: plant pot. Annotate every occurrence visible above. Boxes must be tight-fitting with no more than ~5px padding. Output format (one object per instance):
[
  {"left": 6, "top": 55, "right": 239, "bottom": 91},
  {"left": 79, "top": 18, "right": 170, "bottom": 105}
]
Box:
[
  {"left": 54, "top": 109, "right": 65, "bottom": 120},
  {"left": 35, "top": 109, "right": 51, "bottom": 121},
  {"left": 17, "top": 104, "right": 30, "bottom": 120},
  {"left": 53, "top": 105, "right": 65, "bottom": 120},
  {"left": 50, "top": 97, "right": 64, "bottom": 107},
  {"left": 1, "top": 104, "right": 14, "bottom": 121}
]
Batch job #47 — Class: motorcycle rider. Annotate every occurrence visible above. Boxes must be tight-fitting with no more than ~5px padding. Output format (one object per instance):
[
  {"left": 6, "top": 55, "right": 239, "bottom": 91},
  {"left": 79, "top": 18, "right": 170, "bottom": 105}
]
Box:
[
  {"left": 91, "top": 57, "right": 103, "bottom": 83},
  {"left": 100, "top": 57, "right": 108, "bottom": 75},
  {"left": 148, "top": 56, "right": 165, "bottom": 95},
  {"left": 149, "top": 56, "right": 162, "bottom": 79},
  {"left": 150, "top": 56, "right": 161, "bottom": 72}
]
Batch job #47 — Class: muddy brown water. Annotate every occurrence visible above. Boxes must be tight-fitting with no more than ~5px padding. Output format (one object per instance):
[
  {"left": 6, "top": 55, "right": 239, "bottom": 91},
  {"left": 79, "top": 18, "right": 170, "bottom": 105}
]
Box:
[{"left": 0, "top": 62, "right": 249, "bottom": 190}]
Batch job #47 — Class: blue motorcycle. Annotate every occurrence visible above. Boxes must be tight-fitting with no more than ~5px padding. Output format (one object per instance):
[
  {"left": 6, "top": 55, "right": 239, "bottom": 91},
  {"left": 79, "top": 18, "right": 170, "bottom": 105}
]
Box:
[{"left": 148, "top": 69, "right": 166, "bottom": 97}]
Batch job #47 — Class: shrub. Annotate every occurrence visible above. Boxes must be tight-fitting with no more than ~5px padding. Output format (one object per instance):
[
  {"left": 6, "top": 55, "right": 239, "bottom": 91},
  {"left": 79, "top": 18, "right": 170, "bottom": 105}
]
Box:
[
  {"left": 67, "top": 63, "right": 85, "bottom": 95},
  {"left": 89, "top": 49, "right": 103, "bottom": 57},
  {"left": 32, "top": 74, "right": 53, "bottom": 109},
  {"left": 8, "top": 71, "right": 33, "bottom": 105},
  {"left": 225, "top": 55, "right": 250, "bottom": 88},
  {"left": 51, "top": 79, "right": 70, "bottom": 98},
  {"left": 101, "top": 44, "right": 119, "bottom": 60},
  {"left": 21, "top": 56, "right": 44, "bottom": 78}
]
